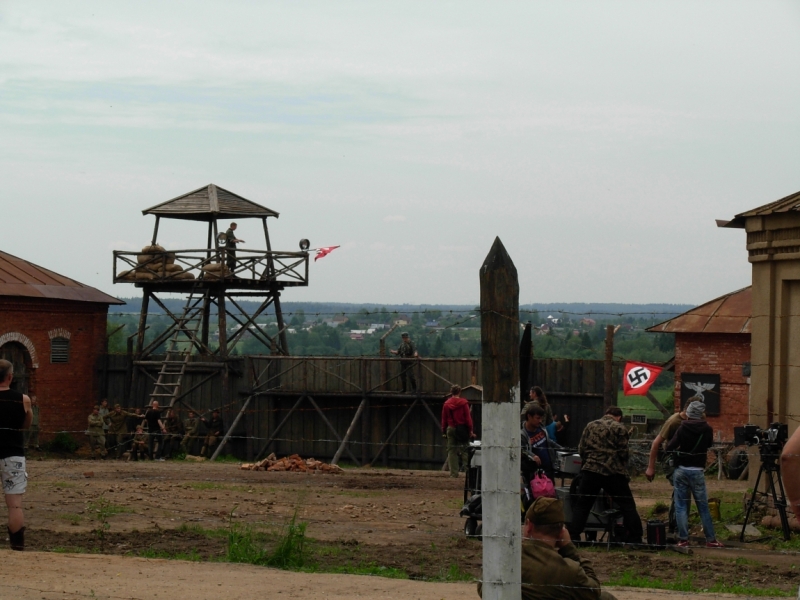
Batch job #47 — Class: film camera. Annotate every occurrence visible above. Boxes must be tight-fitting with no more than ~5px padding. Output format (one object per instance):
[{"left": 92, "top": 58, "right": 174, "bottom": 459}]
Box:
[
  {"left": 734, "top": 423, "right": 788, "bottom": 458},
  {"left": 734, "top": 422, "right": 791, "bottom": 542}
]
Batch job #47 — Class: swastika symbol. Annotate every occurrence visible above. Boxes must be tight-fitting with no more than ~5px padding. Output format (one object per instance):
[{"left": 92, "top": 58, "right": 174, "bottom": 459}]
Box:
[{"left": 627, "top": 367, "right": 651, "bottom": 388}]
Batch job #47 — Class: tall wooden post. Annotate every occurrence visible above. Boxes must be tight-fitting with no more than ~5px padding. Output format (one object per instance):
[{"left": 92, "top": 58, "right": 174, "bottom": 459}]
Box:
[
  {"left": 480, "top": 237, "right": 521, "bottom": 600},
  {"left": 603, "top": 324, "right": 615, "bottom": 409}
]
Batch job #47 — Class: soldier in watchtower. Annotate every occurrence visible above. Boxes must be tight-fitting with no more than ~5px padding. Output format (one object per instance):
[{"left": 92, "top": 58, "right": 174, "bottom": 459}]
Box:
[
  {"left": 390, "top": 332, "right": 418, "bottom": 393},
  {"left": 224, "top": 222, "right": 245, "bottom": 272}
]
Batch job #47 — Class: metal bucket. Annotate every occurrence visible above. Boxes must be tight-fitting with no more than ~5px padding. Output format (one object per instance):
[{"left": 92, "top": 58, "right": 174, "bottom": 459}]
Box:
[
  {"left": 647, "top": 520, "right": 667, "bottom": 548},
  {"left": 708, "top": 498, "right": 721, "bottom": 521}
]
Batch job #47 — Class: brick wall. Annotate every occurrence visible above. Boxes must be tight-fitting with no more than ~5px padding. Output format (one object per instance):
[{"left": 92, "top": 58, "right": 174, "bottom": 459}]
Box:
[
  {"left": 0, "top": 298, "right": 109, "bottom": 440},
  {"left": 674, "top": 332, "right": 751, "bottom": 441}
]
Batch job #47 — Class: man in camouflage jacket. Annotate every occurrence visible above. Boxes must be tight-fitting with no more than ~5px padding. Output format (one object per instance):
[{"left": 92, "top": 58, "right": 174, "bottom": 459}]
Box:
[{"left": 567, "top": 406, "right": 643, "bottom": 544}]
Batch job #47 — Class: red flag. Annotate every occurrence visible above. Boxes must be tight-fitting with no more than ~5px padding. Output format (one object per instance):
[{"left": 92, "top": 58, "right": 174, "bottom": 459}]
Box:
[
  {"left": 314, "top": 245, "right": 340, "bottom": 261},
  {"left": 622, "top": 361, "right": 663, "bottom": 396}
]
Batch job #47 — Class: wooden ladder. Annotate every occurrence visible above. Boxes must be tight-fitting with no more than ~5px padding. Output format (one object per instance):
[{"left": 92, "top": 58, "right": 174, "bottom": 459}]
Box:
[{"left": 147, "top": 288, "right": 205, "bottom": 409}]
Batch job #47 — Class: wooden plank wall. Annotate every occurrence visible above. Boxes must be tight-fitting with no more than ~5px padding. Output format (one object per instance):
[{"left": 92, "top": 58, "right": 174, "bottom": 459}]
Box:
[
  {"left": 528, "top": 358, "right": 617, "bottom": 447},
  {"left": 101, "top": 355, "right": 613, "bottom": 466}
]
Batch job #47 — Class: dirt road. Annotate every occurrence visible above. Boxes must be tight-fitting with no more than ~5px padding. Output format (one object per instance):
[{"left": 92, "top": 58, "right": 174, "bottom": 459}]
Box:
[
  {"left": 8, "top": 457, "right": 800, "bottom": 597},
  {"left": 2, "top": 551, "right": 788, "bottom": 600}
]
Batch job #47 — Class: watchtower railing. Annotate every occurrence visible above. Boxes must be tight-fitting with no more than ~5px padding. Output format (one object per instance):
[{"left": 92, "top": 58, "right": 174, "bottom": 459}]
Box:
[{"left": 113, "top": 248, "right": 309, "bottom": 286}]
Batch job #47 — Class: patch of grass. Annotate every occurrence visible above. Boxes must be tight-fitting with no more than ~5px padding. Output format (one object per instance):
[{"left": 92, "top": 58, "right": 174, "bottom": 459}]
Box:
[
  {"left": 53, "top": 481, "right": 77, "bottom": 489},
  {"left": 135, "top": 548, "right": 203, "bottom": 561},
  {"left": 336, "top": 490, "right": 385, "bottom": 498},
  {"left": 88, "top": 495, "right": 129, "bottom": 540},
  {"left": 438, "top": 563, "right": 474, "bottom": 582},
  {"left": 607, "top": 570, "right": 695, "bottom": 592},
  {"left": 45, "top": 432, "right": 79, "bottom": 454},
  {"left": 226, "top": 512, "right": 308, "bottom": 569},
  {"left": 58, "top": 514, "right": 83, "bottom": 525},
  {"left": 213, "top": 454, "right": 241, "bottom": 463},
  {"left": 318, "top": 564, "right": 408, "bottom": 578},
  {"left": 647, "top": 501, "right": 669, "bottom": 519},
  {"left": 187, "top": 482, "right": 250, "bottom": 492},
  {"left": 607, "top": 570, "right": 791, "bottom": 597},
  {"left": 51, "top": 546, "right": 88, "bottom": 553},
  {"left": 176, "top": 522, "right": 228, "bottom": 538}
]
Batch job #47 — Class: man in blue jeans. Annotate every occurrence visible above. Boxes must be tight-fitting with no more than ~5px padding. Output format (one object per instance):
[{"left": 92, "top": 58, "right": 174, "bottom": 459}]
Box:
[{"left": 666, "top": 400, "right": 723, "bottom": 548}]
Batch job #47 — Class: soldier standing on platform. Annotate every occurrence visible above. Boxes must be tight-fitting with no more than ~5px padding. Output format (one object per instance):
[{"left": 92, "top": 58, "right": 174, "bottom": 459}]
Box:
[
  {"left": 224, "top": 222, "right": 245, "bottom": 272},
  {"left": 390, "top": 332, "right": 418, "bottom": 393}
]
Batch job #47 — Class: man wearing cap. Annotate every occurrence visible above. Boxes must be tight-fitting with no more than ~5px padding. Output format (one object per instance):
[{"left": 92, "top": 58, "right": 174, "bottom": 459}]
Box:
[
  {"left": 666, "top": 400, "right": 723, "bottom": 548},
  {"left": 568, "top": 406, "right": 643, "bottom": 545},
  {"left": 390, "top": 332, "right": 418, "bottom": 393},
  {"left": 104, "top": 404, "right": 135, "bottom": 459},
  {"left": 478, "top": 497, "right": 617, "bottom": 600},
  {"left": 441, "top": 385, "right": 474, "bottom": 477}
]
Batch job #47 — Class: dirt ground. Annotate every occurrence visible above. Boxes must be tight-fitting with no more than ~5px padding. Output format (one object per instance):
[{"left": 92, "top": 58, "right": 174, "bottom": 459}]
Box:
[{"left": 7, "top": 456, "right": 800, "bottom": 598}]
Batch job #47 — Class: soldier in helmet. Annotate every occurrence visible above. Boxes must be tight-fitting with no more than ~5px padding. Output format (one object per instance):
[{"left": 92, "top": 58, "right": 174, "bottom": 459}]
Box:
[{"left": 390, "top": 332, "right": 418, "bottom": 393}]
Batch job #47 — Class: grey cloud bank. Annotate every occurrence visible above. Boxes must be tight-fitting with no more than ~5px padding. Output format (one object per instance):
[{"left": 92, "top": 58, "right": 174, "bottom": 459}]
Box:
[{"left": 1, "top": 2, "right": 798, "bottom": 305}]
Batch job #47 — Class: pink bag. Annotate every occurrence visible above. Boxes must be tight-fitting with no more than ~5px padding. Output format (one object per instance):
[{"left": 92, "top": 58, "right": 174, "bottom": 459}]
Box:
[{"left": 530, "top": 470, "right": 556, "bottom": 499}]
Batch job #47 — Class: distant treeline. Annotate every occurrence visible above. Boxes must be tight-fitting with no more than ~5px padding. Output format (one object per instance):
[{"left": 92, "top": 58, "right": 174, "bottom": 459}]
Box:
[{"left": 110, "top": 298, "right": 694, "bottom": 321}]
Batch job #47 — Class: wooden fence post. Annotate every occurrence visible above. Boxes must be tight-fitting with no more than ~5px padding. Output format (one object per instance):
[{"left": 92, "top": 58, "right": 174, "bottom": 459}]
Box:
[
  {"left": 603, "top": 324, "right": 615, "bottom": 409},
  {"left": 480, "top": 237, "right": 521, "bottom": 600}
]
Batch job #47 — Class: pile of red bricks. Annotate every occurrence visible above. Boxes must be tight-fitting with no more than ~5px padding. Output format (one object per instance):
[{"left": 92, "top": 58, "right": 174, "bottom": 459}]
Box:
[{"left": 240, "top": 453, "right": 344, "bottom": 474}]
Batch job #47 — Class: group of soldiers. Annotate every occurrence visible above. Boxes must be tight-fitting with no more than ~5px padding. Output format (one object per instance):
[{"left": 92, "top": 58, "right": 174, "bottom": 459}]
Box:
[{"left": 86, "top": 399, "right": 224, "bottom": 460}]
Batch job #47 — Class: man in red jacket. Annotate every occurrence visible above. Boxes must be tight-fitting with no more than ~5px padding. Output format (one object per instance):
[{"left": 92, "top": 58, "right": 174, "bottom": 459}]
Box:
[{"left": 441, "top": 385, "right": 475, "bottom": 477}]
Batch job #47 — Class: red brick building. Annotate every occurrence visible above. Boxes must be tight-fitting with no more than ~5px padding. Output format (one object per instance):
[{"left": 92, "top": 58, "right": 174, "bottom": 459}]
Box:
[
  {"left": 647, "top": 287, "right": 751, "bottom": 440},
  {"left": 0, "top": 251, "right": 122, "bottom": 440}
]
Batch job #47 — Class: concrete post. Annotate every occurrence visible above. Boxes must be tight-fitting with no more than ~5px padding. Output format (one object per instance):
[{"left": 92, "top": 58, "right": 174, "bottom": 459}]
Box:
[{"left": 479, "top": 237, "right": 521, "bottom": 600}]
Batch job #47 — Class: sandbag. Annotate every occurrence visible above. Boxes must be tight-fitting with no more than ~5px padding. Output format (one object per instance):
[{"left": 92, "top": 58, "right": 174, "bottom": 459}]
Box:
[
  {"left": 117, "top": 270, "right": 135, "bottom": 280},
  {"left": 135, "top": 271, "right": 155, "bottom": 280},
  {"left": 137, "top": 245, "right": 174, "bottom": 265},
  {"left": 175, "top": 272, "right": 195, "bottom": 280},
  {"left": 164, "top": 263, "right": 183, "bottom": 272},
  {"left": 202, "top": 263, "right": 225, "bottom": 271}
]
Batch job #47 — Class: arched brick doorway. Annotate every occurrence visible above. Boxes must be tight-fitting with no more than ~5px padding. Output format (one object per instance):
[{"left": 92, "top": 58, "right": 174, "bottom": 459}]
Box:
[{"left": 0, "top": 341, "right": 33, "bottom": 394}]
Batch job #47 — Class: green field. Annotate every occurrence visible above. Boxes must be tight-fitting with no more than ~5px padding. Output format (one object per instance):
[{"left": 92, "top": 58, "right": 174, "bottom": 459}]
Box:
[{"left": 617, "top": 388, "right": 673, "bottom": 421}]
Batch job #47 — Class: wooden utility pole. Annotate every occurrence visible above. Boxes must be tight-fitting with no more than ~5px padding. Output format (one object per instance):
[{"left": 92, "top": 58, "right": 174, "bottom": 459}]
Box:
[
  {"left": 480, "top": 237, "right": 521, "bottom": 600},
  {"left": 603, "top": 324, "right": 615, "bottom": 409},
  {"left": 519, "top": 322, "right": 532, "bottom": 394}
]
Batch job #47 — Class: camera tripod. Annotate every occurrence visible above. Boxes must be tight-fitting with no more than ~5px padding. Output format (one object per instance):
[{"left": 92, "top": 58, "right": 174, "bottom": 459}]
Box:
[{"left": 740, "top": 448, "right": 791, "bottom": 542}]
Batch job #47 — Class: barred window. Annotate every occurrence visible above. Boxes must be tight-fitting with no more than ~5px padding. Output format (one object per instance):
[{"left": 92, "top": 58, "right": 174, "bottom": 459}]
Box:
[{"left": 50, "top": 337, "right": 70, "bottom": 363}]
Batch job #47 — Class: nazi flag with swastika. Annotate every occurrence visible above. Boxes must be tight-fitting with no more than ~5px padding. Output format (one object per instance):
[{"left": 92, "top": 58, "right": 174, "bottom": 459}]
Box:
[{"left": 622, "top": 361, "right": 663, "bottom": 396}]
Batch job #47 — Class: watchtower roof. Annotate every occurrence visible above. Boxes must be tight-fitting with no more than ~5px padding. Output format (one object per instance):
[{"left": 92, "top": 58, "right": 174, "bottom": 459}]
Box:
[
  {"left": 143, "top": 184, "right": 279, "bottom": 221},
  {"left": 720, "top": 189, "right": 800, "bottom": 229}
]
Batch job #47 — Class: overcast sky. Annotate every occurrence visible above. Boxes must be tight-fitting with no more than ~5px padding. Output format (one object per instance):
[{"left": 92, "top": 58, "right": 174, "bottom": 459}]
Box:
[{"left": 1, "top": 2, "right": 798, "bottom": 306}]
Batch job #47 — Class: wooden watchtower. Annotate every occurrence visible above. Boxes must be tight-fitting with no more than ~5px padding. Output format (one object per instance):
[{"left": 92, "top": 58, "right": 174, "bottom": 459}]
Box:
[{"left": 112, "top": 184, "right": 309, "bottom": 407}]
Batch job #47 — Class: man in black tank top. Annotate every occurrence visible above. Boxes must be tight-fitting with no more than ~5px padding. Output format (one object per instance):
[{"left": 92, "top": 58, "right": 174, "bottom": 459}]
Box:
[{"left": 0, "top": 359, "right": 32, "bottom": 551}]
